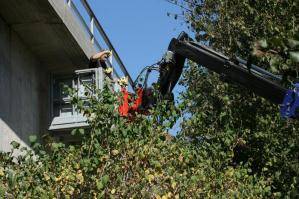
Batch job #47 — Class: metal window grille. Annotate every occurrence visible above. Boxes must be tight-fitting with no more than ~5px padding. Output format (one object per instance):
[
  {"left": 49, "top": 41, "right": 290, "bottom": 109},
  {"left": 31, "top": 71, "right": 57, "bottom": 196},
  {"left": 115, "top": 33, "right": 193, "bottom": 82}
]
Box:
[{"left": 49, "top": 68, "right": 103, "bottom": 131}]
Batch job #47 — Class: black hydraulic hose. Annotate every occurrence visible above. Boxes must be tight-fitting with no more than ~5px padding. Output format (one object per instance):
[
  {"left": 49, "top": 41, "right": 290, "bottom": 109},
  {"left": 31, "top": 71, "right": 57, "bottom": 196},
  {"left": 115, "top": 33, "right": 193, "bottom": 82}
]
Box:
[{"left": 235, "top": 57, "right": 282, "bottom": 82}]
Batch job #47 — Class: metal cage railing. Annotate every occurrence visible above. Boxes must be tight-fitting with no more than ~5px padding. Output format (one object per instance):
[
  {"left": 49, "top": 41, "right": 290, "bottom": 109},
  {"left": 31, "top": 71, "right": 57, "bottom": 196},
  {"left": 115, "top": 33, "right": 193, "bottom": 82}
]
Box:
[{"left": 65, "top": 0, "right": 134, "bottom": 88}]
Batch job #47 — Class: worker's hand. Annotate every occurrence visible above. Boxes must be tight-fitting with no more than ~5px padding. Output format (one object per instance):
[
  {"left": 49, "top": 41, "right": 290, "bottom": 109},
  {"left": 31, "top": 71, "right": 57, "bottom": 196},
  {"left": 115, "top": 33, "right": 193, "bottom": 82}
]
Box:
[{"left": 91, "top": 50, "right": 112, "bottom": 61}]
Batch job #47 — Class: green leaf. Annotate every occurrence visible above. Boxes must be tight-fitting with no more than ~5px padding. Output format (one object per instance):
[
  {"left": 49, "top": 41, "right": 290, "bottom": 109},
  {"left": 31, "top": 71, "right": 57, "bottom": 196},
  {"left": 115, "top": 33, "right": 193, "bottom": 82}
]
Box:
[
  {"left": 287, "top": 39, "right": 299, "bottom": 48},
  {"left": 96, "top": 181, "right": 104, "bottom": 190},
  {"left": 96, "top": 175, "right": 109, "bottom": 190},
  {"left": 264, "top": 186, "right": 271, "bottom": 193},
  {"left": 71, "top": 129, "right": 77, "bottom": 136},
  {"left": 290, "top": 51, "right": 299, "bottom": 62},
  {"left": 10, "top": 141, "right": 20, "bottom": 149},
  {"left": 262, "top": 167, "right": 268, "bottom": 172},
  {"left": 79, "top": 128, "right": 85, "bottom": 135},
  {"left": 0, "top": 184, "right": 5, "bottom": 197},
  {"left": 258, "top": 39, "right": 268, "bottom": 49},
  {"left": 7, "top": 170, "right": 16, "bottom": 188},
  {"left": 29, "top": 135, "right": 37, "bottom": 143},
  {"left": 102, "top": 175, "right": 109, "bottom": 185},
  {"left": 20, "top": 147, "right": 27, "bottom": 152},
  {"left": 191, "top": 175, "right": 198, "bottom": 183}
]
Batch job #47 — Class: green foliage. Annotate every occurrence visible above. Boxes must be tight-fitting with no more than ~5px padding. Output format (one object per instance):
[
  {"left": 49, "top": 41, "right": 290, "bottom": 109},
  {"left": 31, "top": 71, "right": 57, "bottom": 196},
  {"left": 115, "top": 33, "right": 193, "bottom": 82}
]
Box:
[
  {"left": 0, "top": 83, "right": 285, "bottom": 198},
  {"left": 169, "top": 0, "right": 299, "bottom": 197},
  {"left": 0, "top": 1, "right": 298, "bottom": 197},
  {"left": 169, "top": 0, "right": 298, "bottom": 77},
  {"left": 179, "top": 64, "right": 299, "bottom": 196}
]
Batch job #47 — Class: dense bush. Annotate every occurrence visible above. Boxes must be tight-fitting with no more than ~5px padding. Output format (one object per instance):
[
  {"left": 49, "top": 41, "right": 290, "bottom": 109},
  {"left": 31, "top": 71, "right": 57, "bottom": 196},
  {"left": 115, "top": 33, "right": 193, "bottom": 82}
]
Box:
[
  {"left": 179, "top": 64, "right": 299, "bottom": 197},
  {"left": 0, "top": 83, "right": 292, "bottom": 198},
  {"left": 0, "top": 0, "right": 298, "bottom": 198},
  {"left": 171, "top": 0, "right": 299, "bottom": 197}
]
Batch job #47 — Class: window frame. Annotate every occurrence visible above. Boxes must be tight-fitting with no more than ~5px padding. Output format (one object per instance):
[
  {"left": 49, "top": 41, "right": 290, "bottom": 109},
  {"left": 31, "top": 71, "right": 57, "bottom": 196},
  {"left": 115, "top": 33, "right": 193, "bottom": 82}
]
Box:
[{"left": 49, "top": 67, "right": 104, "bottom": 131}]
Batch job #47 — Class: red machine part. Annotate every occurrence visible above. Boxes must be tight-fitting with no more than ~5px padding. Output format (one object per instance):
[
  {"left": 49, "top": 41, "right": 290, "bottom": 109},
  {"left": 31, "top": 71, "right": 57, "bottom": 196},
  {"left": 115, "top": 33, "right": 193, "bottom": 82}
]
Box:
[
  {"left": 118, "top": 88, "right": 130, "bottom": 117},
  {"left": 118, "top": 87, "right": 143, "bottom": 117}
]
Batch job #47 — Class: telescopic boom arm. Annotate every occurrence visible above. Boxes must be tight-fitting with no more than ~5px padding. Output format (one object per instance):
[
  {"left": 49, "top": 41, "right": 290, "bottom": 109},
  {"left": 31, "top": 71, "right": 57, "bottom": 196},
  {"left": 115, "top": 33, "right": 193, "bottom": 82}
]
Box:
[{"left": 158, "top": 32, "right": 298, "bottom": 118}]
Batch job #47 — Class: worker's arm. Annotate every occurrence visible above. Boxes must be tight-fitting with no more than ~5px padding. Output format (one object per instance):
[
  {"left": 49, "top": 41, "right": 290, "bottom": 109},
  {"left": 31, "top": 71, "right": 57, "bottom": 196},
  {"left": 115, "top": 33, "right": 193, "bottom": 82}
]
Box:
[{"left": 89, "top": 50, "right": 112, "bottom": 68}]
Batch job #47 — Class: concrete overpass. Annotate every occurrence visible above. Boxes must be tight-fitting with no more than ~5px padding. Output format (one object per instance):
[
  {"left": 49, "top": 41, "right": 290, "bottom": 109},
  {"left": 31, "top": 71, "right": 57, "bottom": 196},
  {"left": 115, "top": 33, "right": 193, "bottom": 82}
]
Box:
[{"left": 0, "top": 0, "right": 132, "bottom": 151}]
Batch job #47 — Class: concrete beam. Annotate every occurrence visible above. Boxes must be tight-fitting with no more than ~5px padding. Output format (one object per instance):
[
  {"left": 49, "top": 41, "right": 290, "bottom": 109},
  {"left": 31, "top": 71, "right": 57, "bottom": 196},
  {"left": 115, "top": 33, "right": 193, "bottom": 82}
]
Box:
[{"left": 0, "top": 0, "right": 96, "bottom": 73}]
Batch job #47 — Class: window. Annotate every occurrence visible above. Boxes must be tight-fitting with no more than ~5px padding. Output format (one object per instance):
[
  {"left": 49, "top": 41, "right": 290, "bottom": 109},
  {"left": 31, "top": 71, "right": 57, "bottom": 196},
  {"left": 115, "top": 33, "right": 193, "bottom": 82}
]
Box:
[{"left": 49, "top": 68, "right": 104, "bottom": 131}]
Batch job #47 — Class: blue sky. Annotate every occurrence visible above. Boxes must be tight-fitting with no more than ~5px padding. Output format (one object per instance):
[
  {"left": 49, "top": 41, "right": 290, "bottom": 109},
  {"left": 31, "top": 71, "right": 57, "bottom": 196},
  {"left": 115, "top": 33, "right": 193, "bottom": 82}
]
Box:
[
  {"left": 84, "top": 0, "right": 190, "bottom": 134},
  {"left": 88, "top": 0, "right": 189, "bottom": 80}
]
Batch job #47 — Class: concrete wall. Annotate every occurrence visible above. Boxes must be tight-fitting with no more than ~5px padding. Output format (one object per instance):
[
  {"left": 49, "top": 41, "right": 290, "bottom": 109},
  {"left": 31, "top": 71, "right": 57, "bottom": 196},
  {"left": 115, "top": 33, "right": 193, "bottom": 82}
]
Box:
[
  {"left": 0, "top": 0, "right": 115, "bottom": 152},
  {"left": 0, "top": 17, "right": 49, "bottom": 152}
]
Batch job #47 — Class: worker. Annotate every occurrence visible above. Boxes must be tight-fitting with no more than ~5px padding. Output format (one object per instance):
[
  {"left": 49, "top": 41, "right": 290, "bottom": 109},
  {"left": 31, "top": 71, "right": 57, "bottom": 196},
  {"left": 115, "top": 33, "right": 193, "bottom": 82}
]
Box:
[
  {"left": 89, "top": 50, "right": 114, "bottom": 81},
  {"left": 89, "top": 50, "right": 112, "bottom": 68}
]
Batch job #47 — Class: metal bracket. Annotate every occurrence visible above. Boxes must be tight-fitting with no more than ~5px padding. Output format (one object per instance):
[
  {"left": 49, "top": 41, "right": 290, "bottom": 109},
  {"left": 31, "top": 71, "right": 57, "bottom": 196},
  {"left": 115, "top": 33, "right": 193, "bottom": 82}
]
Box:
[
  {"left": 224, "top": 60, "right": 231, "bottom": 69},
  {"left": 220, "top": 60, "right": 232, "bottom": 82},
  {"left": 280, "top": 83, "right": 299, "bottom": 119}
]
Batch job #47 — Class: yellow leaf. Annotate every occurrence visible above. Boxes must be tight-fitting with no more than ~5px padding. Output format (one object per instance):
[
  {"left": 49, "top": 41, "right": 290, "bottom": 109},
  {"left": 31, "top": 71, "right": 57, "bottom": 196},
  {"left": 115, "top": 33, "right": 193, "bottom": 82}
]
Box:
[
  {"left": 178, "top": 155, "right": 183, "bottom": 162},
  {"left": 89, "top": 113, "right": 96, "bottom": 121},
  {"left": 118, "top": 76, "right": 128, "bottom": 87},
  {"left": 76, "top": 170, "right": 84, "bottom": 184},
  {"left": 0, "top": 167, "right": 4, "bottom": 177},
  {"left": 111, "top": 149, "right": 119, "bottom": 156},
  {"left": 68, "top": 186, "right": 75, "bottom": 195},
  {"left": 43, "top": 172, "right": 50, "bottom": 181},
  {"left": 104, "top": 67, "right": 113, "bottom": 74},
  {"left": 155, "top": 195, "right": 162, "bottom": 199},
  {"left": 171, "top": 181, "right": 177, "bottom": 189},
  {"left": 147, "top": 174, "right": 155, "bottom": 183},
  {"left": 111, "top": 188, "right": 116, "bottom": 194},
  {"left": 55, "top": 176, "right": 61, "bottom": 182},
  {"left": 162, "top": 195, "right": 168, "bottom": 199}
]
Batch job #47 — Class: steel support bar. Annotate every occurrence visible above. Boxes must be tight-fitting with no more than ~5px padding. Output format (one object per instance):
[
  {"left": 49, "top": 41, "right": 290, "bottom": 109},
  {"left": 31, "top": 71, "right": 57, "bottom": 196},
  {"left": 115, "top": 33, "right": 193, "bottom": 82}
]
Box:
[{"left": 80, "top": 0, "right": 134, "bottom": 87}]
